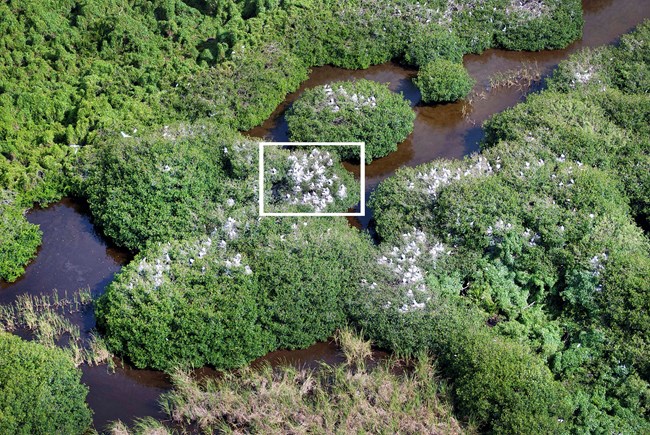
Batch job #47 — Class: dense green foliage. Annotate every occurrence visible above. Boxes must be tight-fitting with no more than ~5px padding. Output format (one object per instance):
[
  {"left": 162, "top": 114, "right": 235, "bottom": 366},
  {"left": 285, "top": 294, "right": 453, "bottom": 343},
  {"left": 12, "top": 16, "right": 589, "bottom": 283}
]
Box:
[
  {"left": 95, "top": 235, "right": 274, "bottom": 370},
  {"left": 486, "top": 21, "right": 650, "bottom": 229},
  {"left": 0, "top": 0, "right": 584, "bottom": 282},
  {"left": 0, "top": 194, "right": 41, "bottom": 281},
  {"left": 494, "top": 0, "right": 583, "bottom": 51},
  {"left": 82, "top": 125, "right": 257, "bottom": 250},
  {"left": 434, "top": 308, "right": 573, "bottom": 433},
  {"left": 286, "top": 80, "right": 415, "bottom": 163},
  {"left": 415, "top": 59, "right": 476, "bottom": 103},
  {"left": 96, "top": 213, "right": 374, "bottom": 370},
  {"left": 369, "top": 21, "right": 650, "bottom": 432},
  {"left": 403, "top": 26, "right": 465, "bottom": 67},
  {"left": 169, "top": 42, "right": 308, "bottom": 130},
  {"left": 0, "top": 332, "right": 92, "bottom": 434},
  {"left": 0, "top": 0, "right": 584, "bottom": 201},
  {"left": 0, "top": 0, "right": 594, "bottom": 432}
]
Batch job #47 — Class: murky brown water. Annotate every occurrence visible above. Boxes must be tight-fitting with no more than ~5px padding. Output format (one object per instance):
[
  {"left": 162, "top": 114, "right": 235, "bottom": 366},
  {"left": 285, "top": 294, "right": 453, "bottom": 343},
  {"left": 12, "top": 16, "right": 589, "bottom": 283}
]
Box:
[{"left": 1, "top": 0, "right": 649, "bottom": 432}]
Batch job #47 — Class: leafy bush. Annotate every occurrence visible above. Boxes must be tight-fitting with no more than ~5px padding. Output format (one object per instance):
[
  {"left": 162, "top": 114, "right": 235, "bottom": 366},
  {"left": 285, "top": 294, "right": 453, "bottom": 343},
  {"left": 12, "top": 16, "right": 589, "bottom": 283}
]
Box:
[
  {"left": 349, "top": 239, "right": 573, "bottom": 433},
  {"left": 96, "top": 214, "right": 375, "bottom": 369},
  {"left": 0, "top": 332, "right": 92, "bottom": 434},
  {"left": 370, "top": 22, "right": 650, "bottom": 432},
  {"left": 483, "top": 84, "right": 650, "bottom": 230},
  {"left": 286, "top": 79, "right": 415, "bottom": 163},
  {"left": 250, "top": 217, "right": 375, "bottom": 349},
  {"left": 169, "top": 42, "right": 308, "bottom": 130},
  {"left": 348, "top": 228, "right": 457, "bottom": 355},
  {"left": 432, "top": 308, "right": 574, "bottom": 434},
  {"left": 496, "top": 0, "right": 583, "bottom": 51},
  {"left": 83, "top": 124, "right": 256, "bottom": 250},
  {"left": 0, "top": 200, "right": 41, "bottom": 282},
  {"left": 414, "top": 59, "right": 475, "bottom": 103},
  {"left": 370, "top": 156, "right": 495, "bottom": 243}
]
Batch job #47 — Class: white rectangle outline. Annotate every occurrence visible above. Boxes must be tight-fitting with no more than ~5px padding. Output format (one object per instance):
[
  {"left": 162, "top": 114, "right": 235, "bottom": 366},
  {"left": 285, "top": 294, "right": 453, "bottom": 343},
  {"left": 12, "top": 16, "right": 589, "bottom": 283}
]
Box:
[{"left": 259, "top": 142, "right": 365, "bottom": 217}]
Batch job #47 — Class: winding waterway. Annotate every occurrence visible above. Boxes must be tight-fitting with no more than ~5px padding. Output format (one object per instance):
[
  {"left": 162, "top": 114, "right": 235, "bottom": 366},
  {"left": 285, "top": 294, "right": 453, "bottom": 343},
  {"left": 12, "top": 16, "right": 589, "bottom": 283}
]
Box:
[{"left": 1, "top": 0, "right": 649, "bottom": 431}]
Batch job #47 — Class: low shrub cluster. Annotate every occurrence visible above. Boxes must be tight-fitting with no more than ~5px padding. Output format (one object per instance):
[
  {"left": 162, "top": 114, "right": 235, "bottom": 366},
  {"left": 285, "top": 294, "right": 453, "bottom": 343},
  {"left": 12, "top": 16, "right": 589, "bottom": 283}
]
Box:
[
  {"left": 485, "top": 19, "right": 650, "bottom": 228},
  {"left": 95, "top": 234, "right": 274, "bottom": 370},
  {"left": 0, "top": 0, "right": 584, "bottom": 220},
  {"left": 414, "top": 59, "right": 476, "bottom": 103},
  {"left": 0, "top": 332, "right": 92, "bottom": 435},
  {"left": 286, "top": 80, "right": 415, "bottom": 163},
  {"left": 96, "top": 214, "right": 375, "bottom": 370},
  {"left": 82, "top": 124, "right": 258, "bottom": 251},
  {"left": 495, "top": 0, "right": 583, "bottom": 51},
  {"left": 0, "top": 194, "right": 41, "bottom": 281}
]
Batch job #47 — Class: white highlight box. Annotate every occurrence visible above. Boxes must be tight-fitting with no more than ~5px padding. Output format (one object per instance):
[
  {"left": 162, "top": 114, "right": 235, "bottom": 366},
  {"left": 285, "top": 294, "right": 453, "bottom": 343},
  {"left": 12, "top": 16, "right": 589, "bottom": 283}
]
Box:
[{"left": 259, "top": 142, "right": 365, "bottom": 217}]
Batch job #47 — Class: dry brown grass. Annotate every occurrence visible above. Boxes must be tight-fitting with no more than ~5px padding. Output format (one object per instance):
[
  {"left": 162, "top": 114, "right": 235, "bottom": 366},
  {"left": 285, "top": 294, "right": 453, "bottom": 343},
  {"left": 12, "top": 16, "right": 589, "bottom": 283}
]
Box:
[
  {"left": 109, "top": 418, "right": 171, "bottom": 435},
  {"left": 159, "top": 348, "right": 467, "bottom": 434},
  {"left": 335, "top": 327, "right": 373, "bottom": 371}
]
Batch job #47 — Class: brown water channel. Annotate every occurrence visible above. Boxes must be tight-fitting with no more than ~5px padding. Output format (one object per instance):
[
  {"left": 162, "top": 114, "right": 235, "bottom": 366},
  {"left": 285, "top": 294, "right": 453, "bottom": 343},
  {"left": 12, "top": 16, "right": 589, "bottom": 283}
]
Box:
[{"left": 1, "top": 0, "right": 649, "bottom": 431}]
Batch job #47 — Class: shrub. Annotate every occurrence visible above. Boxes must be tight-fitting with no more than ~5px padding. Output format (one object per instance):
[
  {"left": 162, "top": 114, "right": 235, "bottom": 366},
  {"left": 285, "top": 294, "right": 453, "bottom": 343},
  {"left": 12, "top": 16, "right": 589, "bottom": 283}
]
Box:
[
  {"left": 0, "top": 332, "right": 92, "bottom": 434},
  {"left": 347, "top": 228, "right": 461, "bottom": 355},
  {"left": 95, "top": 234, "right": 275, "bottom": 371},
  {"left": 496, "top": 0, "right": 583, "bottom": 51},
  {"left": 414, "top": 59, "right": 475, "bottom": 103},
  {"left": 483, "top": 87, "right": 650, "bottom": 229},
  {"left": 250, "top": 217, "right": 375, "bottom": 349},
  {"left": 262, "top": 146, "right": 360, "bottom": 213},
  {"left": 432, "top": 308, "right": 574, "bottom": 434},
  {"left": 351, "top": 274, "right": 573, "bottom": 433},
  {"left": 403, "top": 26, "right": 465, "bottom": 67},
  {"left": 96, "top": 215, "right": 375, "bottom": 369},
  {"left": 607, "top": 20, "right": 650, "bottom": 94},
  {"left": 170, "top": 42, "right": 308, "bottom": 131},
  {"left": 0, "top": 200, "right": 41, "bottom": 282},
  {"left": 370, "top": 156, "right": 496, "bottom": 243},
  {"left": 286, "top": 79, "right": 415, "bottom": 163},
  {"left": 83, "top": 124, "right": 257, "bottom": 250}
]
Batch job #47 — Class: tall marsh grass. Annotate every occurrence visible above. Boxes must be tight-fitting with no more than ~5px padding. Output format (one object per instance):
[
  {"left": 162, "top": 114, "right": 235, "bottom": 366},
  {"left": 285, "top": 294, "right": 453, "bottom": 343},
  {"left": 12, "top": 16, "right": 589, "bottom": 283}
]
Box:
[
  {"left": 157, "top": 332, "right": 466, "bottom": 434},
  {"left": 0, "top": 288, "right": 114, "bottom": 369}
]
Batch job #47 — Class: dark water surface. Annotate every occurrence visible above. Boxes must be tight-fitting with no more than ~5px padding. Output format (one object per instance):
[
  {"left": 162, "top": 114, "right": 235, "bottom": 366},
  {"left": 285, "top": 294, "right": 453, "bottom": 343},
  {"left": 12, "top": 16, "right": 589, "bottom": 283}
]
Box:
[{"left": 1, "top": 0, "right": 649, "bottom": 431}]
